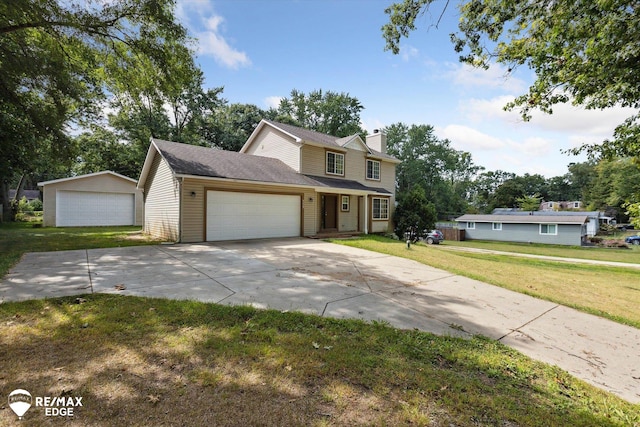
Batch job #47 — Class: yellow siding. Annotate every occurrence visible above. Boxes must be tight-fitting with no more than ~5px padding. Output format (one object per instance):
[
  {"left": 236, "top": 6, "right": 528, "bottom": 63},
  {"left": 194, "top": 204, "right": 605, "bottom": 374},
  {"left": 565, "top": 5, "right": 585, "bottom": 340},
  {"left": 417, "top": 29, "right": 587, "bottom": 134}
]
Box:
[
  {"left": 180, "top": 177, "right": 318, "bottom": 242},
  {"left": 41, "top": 173, "right": 143, "bottom": 227},
  {"left": 300, "top": 145, "right": 327, "bottom": 177},
  {"left": 300, "top": 145, "right": 396, "bottom": 195},
  {"left": 244, "top": 127, "right": 301, "bottom": 171},
  {"left": 338, "top": 195, "right": 358, "bottom": 232},
  {"left": 144, "top": 156, "right": 180, "bottom": 241}
]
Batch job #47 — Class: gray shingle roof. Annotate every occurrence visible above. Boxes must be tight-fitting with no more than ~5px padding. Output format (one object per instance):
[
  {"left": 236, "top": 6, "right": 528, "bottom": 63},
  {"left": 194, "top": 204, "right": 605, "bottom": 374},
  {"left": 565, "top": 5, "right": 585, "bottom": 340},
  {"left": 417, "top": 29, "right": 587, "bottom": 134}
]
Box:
[
  {"left": 264, "top": 120, "right": 399, "bottom": 162},
  {"left": 456, "top": 214, "right": 589, "bottom": 224},
  {"left": 304, "top": 175, "right": 391, "bottom": 194},
  {"left": 152, "top": 139, "right": 391, "bottom": 195},
  {"left": 153, "top": 139, "right": 318, "bottom": 186}
]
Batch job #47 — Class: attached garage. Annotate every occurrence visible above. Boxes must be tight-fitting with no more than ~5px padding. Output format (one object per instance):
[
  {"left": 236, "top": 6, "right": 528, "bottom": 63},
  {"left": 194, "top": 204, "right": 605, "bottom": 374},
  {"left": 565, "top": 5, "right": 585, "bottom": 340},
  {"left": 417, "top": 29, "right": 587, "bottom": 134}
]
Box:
[
  {"left": 206, "top": 191, "right": 301, "bottom": 241},
  {"left": 38, "top": 171, "right": 143, "bottom": 227}
]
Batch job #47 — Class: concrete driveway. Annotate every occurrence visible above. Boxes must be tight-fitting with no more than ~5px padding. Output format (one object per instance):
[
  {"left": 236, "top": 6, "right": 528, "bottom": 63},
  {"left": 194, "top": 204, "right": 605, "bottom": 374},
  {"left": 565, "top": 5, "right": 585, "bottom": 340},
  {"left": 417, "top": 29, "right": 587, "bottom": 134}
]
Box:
[{"left": 1, "top": 238, "right": 639, "bottom": 403}]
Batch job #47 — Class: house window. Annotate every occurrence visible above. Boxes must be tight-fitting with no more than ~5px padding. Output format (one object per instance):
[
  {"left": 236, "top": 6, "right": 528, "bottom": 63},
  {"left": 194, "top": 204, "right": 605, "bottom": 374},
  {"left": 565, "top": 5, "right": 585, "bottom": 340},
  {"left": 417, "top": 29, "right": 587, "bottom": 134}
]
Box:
[
  {"left": 573, "top": 202, "right": 580, "bottom": 208},
  {"left": 326, "top": 151, "right": 344, "bottom": 175},
  {"left": 467, "top": 222, "right": 475, "bottom": 229},
  {"left": 341, "top": 195, "right": 350, "bottom": 212},
  {"left": 366, "top": 159, "right": 380, "bottom": 180},
  {"left": 372, "top": 198, "right": 389, "bottom": 220},
  {"left": 540, "top": 224, "right": 558, "bottom": 235},
  {"left": 492, "top": 222, "right": 502, "bottom": 231}
]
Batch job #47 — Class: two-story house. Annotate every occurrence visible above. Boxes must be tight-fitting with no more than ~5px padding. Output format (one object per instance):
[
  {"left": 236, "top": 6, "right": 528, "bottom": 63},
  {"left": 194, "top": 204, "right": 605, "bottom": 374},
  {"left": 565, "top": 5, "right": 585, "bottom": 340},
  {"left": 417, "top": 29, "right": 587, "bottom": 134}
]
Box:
[{"left": 137, "top": 119, "right": 400, "bottom": 242}]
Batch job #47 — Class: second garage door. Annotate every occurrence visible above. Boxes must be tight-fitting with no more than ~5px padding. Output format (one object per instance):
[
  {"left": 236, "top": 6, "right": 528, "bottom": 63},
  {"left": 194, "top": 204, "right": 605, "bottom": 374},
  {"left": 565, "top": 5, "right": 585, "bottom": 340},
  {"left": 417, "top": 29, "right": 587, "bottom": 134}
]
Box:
[
  {"left": 56, "top": 190, "right": 135, "bottom": 227},
  {"left": 206, "top": 191, "right": 301, "bottom": 241}
]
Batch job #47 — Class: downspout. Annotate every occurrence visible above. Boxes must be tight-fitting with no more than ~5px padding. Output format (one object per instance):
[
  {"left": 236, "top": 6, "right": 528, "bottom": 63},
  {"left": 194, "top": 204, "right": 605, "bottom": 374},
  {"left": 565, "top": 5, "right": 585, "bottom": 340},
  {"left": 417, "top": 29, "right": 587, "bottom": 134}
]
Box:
[{"left": 177, "top": 176, "right": 183, "bottom": 243}]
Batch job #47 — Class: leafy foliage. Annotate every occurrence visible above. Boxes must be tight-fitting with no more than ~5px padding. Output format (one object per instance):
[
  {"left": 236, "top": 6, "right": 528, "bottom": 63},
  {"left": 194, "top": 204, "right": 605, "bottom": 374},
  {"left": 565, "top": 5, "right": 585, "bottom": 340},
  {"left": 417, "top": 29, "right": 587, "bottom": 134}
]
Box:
[
  {"left": 382, "top": 0, "right": 640, "bottom": 160},
  {"left": 393, "top": 186, "right": 437, "bottom": 240},
  {"left": 386, "top": 122, "right": 481, "bottom": 218},
  {"left": 275, "top": 89, "right": 365, "bottom": 137},
  {"left": 0, "top": 0, "right": 193, "bottom": 219}
]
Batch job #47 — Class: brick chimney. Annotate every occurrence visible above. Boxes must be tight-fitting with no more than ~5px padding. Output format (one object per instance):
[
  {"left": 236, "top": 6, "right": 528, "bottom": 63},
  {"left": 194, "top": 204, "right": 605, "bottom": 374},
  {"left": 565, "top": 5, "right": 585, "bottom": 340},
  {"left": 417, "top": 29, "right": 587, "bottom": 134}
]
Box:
[{"left": 366, "top": 129, "right": 387, "bottom": 154}]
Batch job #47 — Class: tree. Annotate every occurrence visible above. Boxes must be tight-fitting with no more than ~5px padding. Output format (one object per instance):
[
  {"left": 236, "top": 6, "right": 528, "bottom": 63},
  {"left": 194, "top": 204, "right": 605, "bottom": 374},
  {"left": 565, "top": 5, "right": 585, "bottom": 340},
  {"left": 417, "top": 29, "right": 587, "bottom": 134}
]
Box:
[
  {"left": 517, "top": 194, "right": 542, "bottom": 212},
  {"left": 393, "top": 186, "right": 437, "bottom": 241},
  {"left": 202, "top": 103, "right": 267, "bottom": 151},
  {"left": 275, "top": 89, "right": 365, "bottom": 137},
  {"left": 0, "top": 0, "right": 192, "bottom": 220},
  {"left": 382, "top": 0, "right": 640, "bottom": 160},
  {"left": 386, "top": 122, "right": 481, "bottom": 217}
]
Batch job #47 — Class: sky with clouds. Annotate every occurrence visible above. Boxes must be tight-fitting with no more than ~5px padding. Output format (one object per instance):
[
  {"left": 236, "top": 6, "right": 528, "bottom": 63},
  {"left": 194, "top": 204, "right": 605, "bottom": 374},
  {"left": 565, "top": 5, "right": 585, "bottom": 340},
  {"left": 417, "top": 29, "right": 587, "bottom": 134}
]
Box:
[{"left": 175, "top": 0, "right": 634, "bottom": 178}]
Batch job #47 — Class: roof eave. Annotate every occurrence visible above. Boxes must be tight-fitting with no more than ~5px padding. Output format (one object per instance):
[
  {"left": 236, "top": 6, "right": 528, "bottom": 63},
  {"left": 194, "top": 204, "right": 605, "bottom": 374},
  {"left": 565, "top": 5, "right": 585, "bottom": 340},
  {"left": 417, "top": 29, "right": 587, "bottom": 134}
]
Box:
[
  {"left": 241, "top": 120, "right": 302, "bottom": 153},
  {"left": 38, "top": 170, "right": 137, "bottom": 187}
]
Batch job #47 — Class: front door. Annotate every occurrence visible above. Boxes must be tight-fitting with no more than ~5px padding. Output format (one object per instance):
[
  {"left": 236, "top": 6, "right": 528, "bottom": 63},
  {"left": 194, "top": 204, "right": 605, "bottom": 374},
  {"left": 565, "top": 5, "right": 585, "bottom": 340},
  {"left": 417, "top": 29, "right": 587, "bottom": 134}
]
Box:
[{"left": 322, "top": 195, "right": 338, "bottom": 230}]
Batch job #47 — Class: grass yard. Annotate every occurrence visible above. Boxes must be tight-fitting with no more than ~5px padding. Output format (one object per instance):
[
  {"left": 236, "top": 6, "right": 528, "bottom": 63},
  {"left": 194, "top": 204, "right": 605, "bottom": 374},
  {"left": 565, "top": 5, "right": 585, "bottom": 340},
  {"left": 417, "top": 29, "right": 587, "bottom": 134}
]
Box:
[
  {"left": 442, "top": 237, "right": 640, "bottom": 264},
  {"left": 332, "top": 236, "right": 640, "bottom": 329},
  {"left": 0, "top": 222, "right": 164, "bottom": 278},
  {"left": 1, "top": 295, "right": 638, "bottom": 426}
]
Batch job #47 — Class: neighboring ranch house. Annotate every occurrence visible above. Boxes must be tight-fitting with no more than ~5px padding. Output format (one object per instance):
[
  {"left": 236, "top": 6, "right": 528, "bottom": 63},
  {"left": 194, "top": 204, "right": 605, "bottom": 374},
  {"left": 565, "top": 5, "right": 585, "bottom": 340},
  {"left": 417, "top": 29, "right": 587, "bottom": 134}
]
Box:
[
  {"left": 38, "top": 171, "right": 143, "bottom": 227},
  {"left": 455, "top": 214, "right": 589, "bottom": 246},
  {"left": 138, "top": 119, "right": 400, "bottom": 242},
  {"left": 491, "top": 209, "right": 602, "bottom": 237}
]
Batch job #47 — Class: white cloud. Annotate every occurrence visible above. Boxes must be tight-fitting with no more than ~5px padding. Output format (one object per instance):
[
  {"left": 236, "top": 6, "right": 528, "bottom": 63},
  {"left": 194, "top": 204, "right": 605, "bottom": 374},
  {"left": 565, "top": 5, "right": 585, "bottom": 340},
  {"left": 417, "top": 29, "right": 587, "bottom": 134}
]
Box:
[
  {"left": 447, "top": 63, "right": 527, "bottom": 93},
  {"left": 400, "top": 45, "right": 419, "bottom": 62},
  {"left": 197, "top": 16, "right": 251, "bottom": 69},
  {"left": 437, "top": 124, "right": 506, "bottom": 151},
  {"left": 264, "top": 96, "right": 282, "bottom": 109},
  {"left": 176, "top": 1, "right": 251, "bottom": 70},
  {"left": 459, "top": 94, "right": 635, "bottom": 139},
  {"left": 509, "top": 136, "right": 552, "bottom": 157}
]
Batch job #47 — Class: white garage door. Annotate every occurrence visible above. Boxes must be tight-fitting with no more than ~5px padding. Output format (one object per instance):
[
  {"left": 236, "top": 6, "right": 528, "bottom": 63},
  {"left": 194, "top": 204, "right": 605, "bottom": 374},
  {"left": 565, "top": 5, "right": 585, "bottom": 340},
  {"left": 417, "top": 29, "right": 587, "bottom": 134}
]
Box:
[
  {"left": 206, "top": 191, "right": 301, "bottom": 241},
  {"left": 56, "top": 191, "right": 135, "bottom": 226}
]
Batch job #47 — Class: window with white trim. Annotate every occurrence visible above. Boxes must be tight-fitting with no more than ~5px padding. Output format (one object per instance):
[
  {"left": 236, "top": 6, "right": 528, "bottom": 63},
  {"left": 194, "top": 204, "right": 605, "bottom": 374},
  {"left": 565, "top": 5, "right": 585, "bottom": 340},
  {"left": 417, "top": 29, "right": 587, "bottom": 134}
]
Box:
[
  {"left": 366, "top": 159, "right": 380, "bottom": 180},
  {"left": 326, "top": 151, "right": 344, "bottom": 175},
  {"left": 492, "top": 222, "right": 502, "bottom": 231},
  {"left": 341, "top": 195, "right": 350, "bottom": 212},
  {"left": 372, "top": 198, "right": 389, "bottom": 220},
  {"left": 467, "top": 222, "right": 475, "bottom": 229},
  {"left": 540, "top": 224, "right": 557, "bottom": 235}
]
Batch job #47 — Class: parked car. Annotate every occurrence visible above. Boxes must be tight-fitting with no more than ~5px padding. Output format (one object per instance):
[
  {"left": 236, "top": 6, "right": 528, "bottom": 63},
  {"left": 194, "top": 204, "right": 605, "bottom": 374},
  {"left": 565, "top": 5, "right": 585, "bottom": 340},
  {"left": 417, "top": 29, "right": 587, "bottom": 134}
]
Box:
[
  {"left": 617, "top": 224, "right": 636, "bottom": 231},
  {"left": 625, "top": 235, "right": 640, "bottom": 245},
  {"left": 423, "top": 230, "right": 443, "bottom": 245}
]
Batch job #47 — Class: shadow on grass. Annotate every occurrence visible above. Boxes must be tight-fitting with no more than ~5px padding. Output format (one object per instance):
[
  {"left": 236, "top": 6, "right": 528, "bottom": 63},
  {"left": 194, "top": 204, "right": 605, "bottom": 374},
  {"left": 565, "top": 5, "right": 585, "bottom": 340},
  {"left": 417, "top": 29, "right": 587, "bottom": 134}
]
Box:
[{"left": 1, "top": 295, "right": 637, "bottom": 426}]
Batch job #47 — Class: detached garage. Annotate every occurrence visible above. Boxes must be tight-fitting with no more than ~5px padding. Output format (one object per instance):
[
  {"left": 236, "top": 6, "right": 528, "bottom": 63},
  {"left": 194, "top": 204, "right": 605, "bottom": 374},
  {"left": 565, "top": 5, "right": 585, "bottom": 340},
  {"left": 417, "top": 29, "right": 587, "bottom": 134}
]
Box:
[{"left": 38, "top": 171, "right": 143, "bottom": 227}]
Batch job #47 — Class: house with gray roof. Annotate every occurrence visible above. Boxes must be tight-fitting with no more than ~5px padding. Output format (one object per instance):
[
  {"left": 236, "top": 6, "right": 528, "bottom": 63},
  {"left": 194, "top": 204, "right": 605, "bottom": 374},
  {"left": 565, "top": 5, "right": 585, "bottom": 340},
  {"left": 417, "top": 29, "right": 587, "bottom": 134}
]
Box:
[
  {"left": 137, "top": 120, "right": 400, "bottom": 242},
  {"left": 491, "top": 208, "right": 602, "bottom": 236},
  {"left": 455, "top": 214, "right": 589, "bottom": 246}
]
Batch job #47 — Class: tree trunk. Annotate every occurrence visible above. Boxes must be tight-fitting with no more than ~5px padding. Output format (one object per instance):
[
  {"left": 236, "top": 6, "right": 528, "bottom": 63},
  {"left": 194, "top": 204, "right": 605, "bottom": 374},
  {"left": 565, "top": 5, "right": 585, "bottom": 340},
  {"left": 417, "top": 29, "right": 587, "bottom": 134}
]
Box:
[{"left": 0, "top": 181, "right": 10, "bottom": 223}]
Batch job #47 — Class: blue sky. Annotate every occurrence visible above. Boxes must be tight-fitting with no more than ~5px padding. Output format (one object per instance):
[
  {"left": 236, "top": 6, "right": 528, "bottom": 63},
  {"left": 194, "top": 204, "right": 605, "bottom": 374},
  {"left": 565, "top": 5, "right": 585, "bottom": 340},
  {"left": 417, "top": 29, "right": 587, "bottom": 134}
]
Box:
[{"left": 175, "top": 0, "right": 634, "bottom": 178}]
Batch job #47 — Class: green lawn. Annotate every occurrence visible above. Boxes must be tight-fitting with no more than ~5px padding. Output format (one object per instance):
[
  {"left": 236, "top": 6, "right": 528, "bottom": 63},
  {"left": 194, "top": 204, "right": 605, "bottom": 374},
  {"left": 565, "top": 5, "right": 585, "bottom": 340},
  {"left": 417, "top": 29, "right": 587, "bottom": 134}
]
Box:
[
  {"left": 1, "top": 295, "right": 637, "bottom": 426},
  {"left": 442, "top": 237, "right": 640, "bottom": 264},
  {"left": 332, "top": 236, "right": 640, "bottom": 329},
  {"left": 0, "top": 222, "right": 164, "bottom": 278}
]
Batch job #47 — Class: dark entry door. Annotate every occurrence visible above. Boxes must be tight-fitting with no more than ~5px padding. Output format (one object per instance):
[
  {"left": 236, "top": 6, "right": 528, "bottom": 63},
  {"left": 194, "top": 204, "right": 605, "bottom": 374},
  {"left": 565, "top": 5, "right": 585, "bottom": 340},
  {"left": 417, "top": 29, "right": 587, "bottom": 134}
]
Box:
[{"left": 322, "top": 195, "right": 337, "bottom": 230}]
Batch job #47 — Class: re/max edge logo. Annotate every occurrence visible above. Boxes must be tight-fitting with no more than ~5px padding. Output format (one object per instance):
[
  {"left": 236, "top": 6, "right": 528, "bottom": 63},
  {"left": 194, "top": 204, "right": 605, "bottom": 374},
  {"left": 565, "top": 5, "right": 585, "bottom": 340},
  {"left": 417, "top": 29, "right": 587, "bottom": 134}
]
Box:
[{"left": 8, "top": 389, "right": 83, "bottom": 419}]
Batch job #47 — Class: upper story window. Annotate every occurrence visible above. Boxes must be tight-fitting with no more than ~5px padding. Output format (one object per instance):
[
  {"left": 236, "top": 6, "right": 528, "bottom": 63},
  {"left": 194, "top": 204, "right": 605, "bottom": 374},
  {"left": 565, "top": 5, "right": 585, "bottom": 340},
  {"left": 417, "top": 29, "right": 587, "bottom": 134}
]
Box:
[
  {"left": 467, "top": 222, "right": 475, "bottom": 229},
  {"left": 326, "top": 151, "right": 344, "bottom": 176},
  {"left": 492, "top": 222, "right": 502, "bottom": 231},
  {"left": 366, "top": 159, "right": 380, "bottom": 180}
]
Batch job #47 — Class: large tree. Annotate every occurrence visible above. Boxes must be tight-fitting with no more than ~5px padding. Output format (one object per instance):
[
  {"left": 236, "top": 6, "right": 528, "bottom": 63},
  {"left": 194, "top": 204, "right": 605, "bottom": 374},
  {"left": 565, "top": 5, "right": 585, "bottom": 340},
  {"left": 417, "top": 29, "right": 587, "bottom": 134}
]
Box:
[
  {"left": 382, "top": 0, "right": 640, "bottom": 160},
  {"left": 385, "top": 122, "right": 481, "bottom": 218},
  {"left": 0, "top": 0, "right": 191, "bottom": 220},
  {"left": 275, "top": 89, "right": 365, "bottom": 137}
]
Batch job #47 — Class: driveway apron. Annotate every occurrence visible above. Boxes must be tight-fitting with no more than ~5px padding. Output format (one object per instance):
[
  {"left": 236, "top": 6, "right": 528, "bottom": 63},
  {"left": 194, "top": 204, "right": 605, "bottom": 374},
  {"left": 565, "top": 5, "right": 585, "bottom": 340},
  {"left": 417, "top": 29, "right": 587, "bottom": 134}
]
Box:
[{"left": 1, "top": 238, "right": 638, "bottom": 404}]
